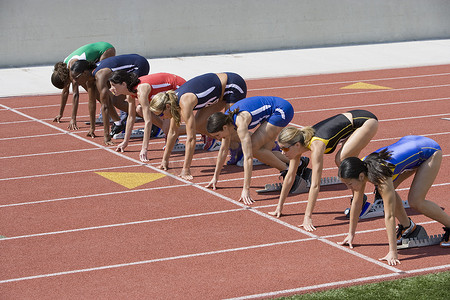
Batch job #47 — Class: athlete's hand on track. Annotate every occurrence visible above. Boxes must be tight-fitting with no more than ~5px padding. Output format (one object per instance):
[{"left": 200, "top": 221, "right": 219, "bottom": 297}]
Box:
[
  {"left": 179, "top": 168, "right": 193, "bottom": 180},
  {"left": 104, "top": 137, "right": 114, "bottom": 146},
  {"left": 268, "top": 208, "right": 282, "bottom": 218},
  {"left": 206, "top": 178, "right": 218, "bottom": 190},
  {"left": 379, "top": 251, "right": 401, "bottom": 266},
  {"left": 338, "top": 233, "right": 355, "bottom": 249},
  {"left": 299, "top": 216, "right": 316, "bottom": 231},
  {"left": 53, "top": 115, "right": 62, "bottom": 123},
  {"left": 68, "top": 120, "right": 79, "bottom": 130},
  {"left": 87, "top": 130, "right": 96, "bottom": 138},
  {"left": 139, "top": 149, "right": 149, "bottom": 162},
  {"left": 239, "top": 189, "right": 254, "bottom": 206},
  {"left": 115, "top": 142, "right": 127, "bottom": 153},
  {"left": 159, "top": 160, "right": 169, "bottom": 171}
]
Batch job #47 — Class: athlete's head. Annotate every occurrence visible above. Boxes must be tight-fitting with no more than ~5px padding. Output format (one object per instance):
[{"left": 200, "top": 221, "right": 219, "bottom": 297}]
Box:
[
  {"left": 150, "top": 90, "right": 181, "bottom": 125},
  {"left": 51, "top": 62, "right": 69, "bottom": 89},
  {"left": 109, "top": 70, "right": 140, "bottom": 94}
]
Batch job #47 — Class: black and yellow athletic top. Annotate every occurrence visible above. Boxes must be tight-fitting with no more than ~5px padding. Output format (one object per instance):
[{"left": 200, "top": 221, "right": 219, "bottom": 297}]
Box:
[{"left": 307, "top": 110, "right": 377, "bottom": 154}]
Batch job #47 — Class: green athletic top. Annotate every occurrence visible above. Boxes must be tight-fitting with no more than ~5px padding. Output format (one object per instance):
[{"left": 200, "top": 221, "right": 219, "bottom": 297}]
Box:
[{"left": 64, "top": 42, "right": 114, "bottom": 65}]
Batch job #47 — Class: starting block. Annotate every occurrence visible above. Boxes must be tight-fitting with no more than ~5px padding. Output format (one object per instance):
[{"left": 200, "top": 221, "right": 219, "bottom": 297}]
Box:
[
  {"left": 397, "top": 225, "right": 443, "bottom": 249},
  {"left": 236, "top": 157, "right": 265, "bottom": 167},
  {"left": 170, "top": 141, "right": 221, "bottom": 152},
  {"left": 256, "top": 175, "right": 341, "bottom": 194},
  {"left": 113, "top": 127, "right": 166, "bottom": 139},
  {"left": 113, "top": 128, "right": 144, "bottom": 139},
  {"left": 346, "top": 198, "right": 410, "bottom": 219}
]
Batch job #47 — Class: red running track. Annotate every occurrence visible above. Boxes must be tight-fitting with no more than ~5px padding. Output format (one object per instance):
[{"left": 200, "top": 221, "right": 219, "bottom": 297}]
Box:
[{"left": 0, "top": 65, "right": 449, "bottom": 299}]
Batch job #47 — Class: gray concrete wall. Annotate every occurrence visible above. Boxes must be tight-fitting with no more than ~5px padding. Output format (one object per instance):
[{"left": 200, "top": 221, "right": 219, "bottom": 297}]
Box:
[{"left": 1, "top": 0, "right": 450, "bottom": 68}]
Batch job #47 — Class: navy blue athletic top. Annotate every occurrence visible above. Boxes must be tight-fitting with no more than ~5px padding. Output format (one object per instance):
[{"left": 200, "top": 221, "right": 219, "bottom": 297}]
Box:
[{"left": 92, "top": 54, "right": 150, "bottom": 77}]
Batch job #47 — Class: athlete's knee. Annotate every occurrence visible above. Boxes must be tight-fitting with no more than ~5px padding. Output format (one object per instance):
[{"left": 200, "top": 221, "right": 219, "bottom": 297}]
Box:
[{"left": 407, "top": 194, "right": 423, "bottom": 210}]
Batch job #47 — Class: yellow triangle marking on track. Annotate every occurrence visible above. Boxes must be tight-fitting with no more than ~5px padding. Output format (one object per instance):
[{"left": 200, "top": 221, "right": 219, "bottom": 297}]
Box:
[
  {"left": 95, "top": 172, "right": 166, "bottom": 189},
  {"left": 340, "top": 82, "right": 393, "bottom": 90}
]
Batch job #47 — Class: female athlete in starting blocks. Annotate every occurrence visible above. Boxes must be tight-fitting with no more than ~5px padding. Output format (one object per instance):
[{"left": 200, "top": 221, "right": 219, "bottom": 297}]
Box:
[
  {"left": 149, "top": 72, "right": 247, "bottom": 180},
  {"left": 337, "top": 135, "right": 450, "bottom": 266},
  {"left": 51, "top": 42, "right": 116, "bottom": 130},
  {"left": 205, "top": 96, "right": 297, "bottom": 205},
  {"left": 269, "top": 110, "right": 378, "bottom": 231},
  {"left": 70, "top": 54, "right": 150, "bottom": 145},
  {"left": 108, "top": 71, "right": 186, "bottom": 162}
]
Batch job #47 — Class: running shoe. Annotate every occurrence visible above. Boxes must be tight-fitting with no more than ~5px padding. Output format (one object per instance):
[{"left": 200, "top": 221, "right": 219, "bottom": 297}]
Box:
[
  {"left": 297, "top": 156, "right": 310, "bottom": 178},
  {"left": 373, "top": 186, "right": 383, "bottom": 205},
  {"left": 227, "top": 144, "right": 243, "bottom": 165},
  {"left": 203, "top": 136, "right": 221, "bottom": 151},
  {"left": 110, "top": 121, "right": 126, "bottom": 136},
  {"left": 344, "top": 194, "right": 369, "bottom": 218},
  {"left": 150, "top": 125, "right": 165, "bottom": 138},
  {"left": 396, "top": 218, "right": 417, "bottom": 244},
  {"left": 279, "top": 170, "right": 302, "bottom": 194},
  {"left": 440, "top": 227, "right": 450, "bottom": 247}
]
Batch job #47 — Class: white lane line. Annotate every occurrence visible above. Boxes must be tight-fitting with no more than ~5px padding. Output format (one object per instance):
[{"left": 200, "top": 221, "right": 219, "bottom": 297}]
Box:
[
  {"left": 0, "top": 164, "right": 139, "bottom": 181},
  {"left": 294, "top": 96, "right": 450, "bottom": 114},
  {"left": 0, "top": 132, "right": 65, "bottom": 141},
  {"left": 0, "top": 238, "right": 315, "bottom": 284},
  {"left": 0, "top": 147, "right": 100, "bottom": 159},
  {"left": 248, "top": 72, "right": 450, "bottom": 91},
  {"left": 0, "top": 208, "right": 244, "bottom": 241},
  {"left": 225, "top": 264, "right": 450, "bottom": 300},
  {"left": 0, "top": 183, "right": 190, "bottom": 208},
  {"left": 287, "top": 83, "right": 450, "bottom": 101}
]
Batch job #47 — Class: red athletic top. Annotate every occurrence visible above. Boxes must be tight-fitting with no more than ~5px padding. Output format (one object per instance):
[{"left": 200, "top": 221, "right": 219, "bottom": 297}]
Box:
[{"left": 133, "top": 73, "right": 186, "bottom": 101}]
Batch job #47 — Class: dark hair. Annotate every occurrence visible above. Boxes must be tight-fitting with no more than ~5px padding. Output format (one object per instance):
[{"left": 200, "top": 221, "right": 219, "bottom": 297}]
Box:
[
  {"left": 338, "top": 149, "right": 394, "bottom": 185},
  {"left": 206, "top": 108, "right": 240, "bottom": 133},
  {"left": 70, "top": 60, "right": 97, "bottom": 74},
  {"left": 109, "top": 70, "right": 140, "bottom": 93},
  {"left": 51, "top": 62, "right": 69, "bottom": 89}
]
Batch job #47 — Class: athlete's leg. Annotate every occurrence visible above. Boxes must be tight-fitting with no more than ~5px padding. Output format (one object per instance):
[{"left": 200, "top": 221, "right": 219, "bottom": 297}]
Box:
[
  {"left": 99, "top": 47, "right": 116, "bottom": 61},
  {"left": 408, "top": 151, "right": 450, "bottom": 227},
  {"left": 251, "top": 122, "right": 288, "bottom": 171},
  {"left": 336, "top": 118, "right": 378, "bottom": 166}
]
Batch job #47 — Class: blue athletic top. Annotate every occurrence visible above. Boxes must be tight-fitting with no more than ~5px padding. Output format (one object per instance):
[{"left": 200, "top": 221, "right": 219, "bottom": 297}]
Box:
[
  {"left": 225, "top": 96, "right": 294, "bottom": 129},
  {"left": 367, "top": 135, "right": 441, "bottom": 181},
  {"left": 92, "top": 54, "right": 150, "bottom": 77}
]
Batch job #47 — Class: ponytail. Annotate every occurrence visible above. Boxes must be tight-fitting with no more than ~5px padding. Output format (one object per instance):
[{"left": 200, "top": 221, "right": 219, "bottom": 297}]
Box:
[
  {"left": 150, "top": 90, "right": 181, "bottom": 126},
  {"left": 278, "top": 126, "right": 315, "bottom": 147},
  {"left": 339, "top": 149, "right": 394, "bottom": 185},
  {"left": 206, "top": 110, "right": 235, "bottom": 134},
  {"left": 51, "top": 62, "right": 69, "bottom": 89},
  {"left": 364, "top": 149, "right": 394, "bottom": 184}
]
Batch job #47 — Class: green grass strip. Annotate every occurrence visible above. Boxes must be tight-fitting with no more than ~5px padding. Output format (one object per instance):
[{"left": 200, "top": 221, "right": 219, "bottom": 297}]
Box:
[{"left": 278, "top": 271, "right": 450, "bottom": 300}]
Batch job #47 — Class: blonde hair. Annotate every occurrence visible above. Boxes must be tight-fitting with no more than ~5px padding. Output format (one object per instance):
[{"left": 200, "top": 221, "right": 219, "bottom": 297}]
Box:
[
  {"left": 150, "top": 90, "right": 181, "bottom": 126},
  {"left": 278, "top": 126, "right": 315, "bottom": 147}
]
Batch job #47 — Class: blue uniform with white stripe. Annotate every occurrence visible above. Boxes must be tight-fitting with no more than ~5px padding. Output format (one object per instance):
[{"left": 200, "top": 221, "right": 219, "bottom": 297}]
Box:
[
  {"left": 175, "top": 73, "right": 247, "bottom": 110},
  {"left": 226, "top": 96, "right": 294, "bottom": 129},
  {"left": 368, "top": 135, "right": 441, "bottom": 181},
  {"left": 92, "top": 54, "right": 150, "bottom": 77}
]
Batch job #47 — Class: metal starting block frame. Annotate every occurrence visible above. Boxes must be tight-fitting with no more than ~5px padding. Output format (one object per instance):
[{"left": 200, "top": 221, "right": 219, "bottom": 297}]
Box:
[
  {"left": 397, "top": 225, "right": 443, "bottom": 249},
  {"left": 171, "top": 141, "right": 221, "bottom": 152},
  {"left": 113, "top": 128, "right": 145, "bottom": 139},
  {"left": 256, "top": 176, "right": 341, "bottom": 194},
  {"left": 358, "top": 199, "right": 410, "bottom": 219}
]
